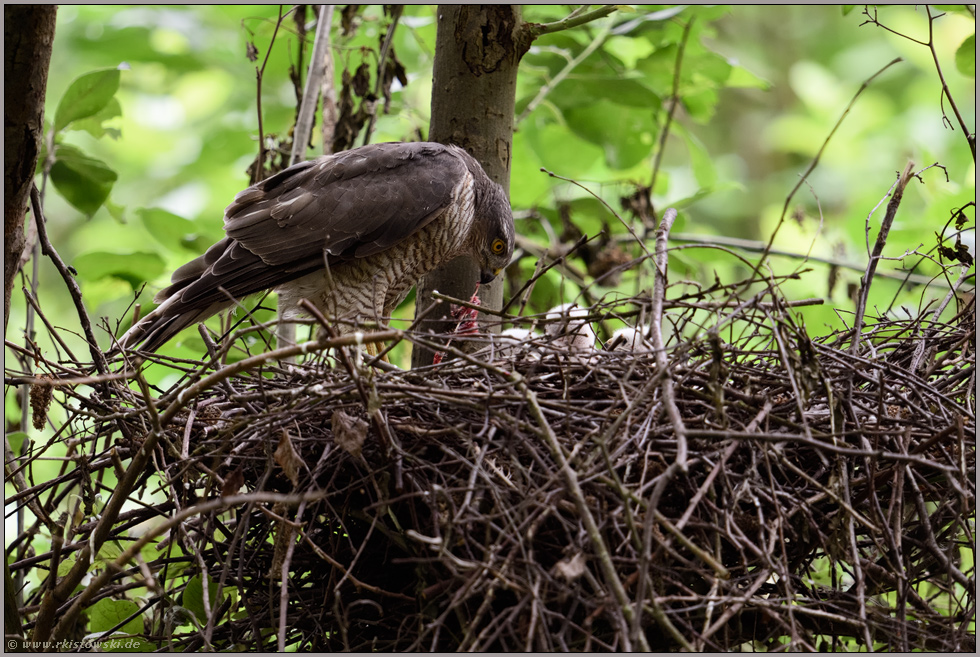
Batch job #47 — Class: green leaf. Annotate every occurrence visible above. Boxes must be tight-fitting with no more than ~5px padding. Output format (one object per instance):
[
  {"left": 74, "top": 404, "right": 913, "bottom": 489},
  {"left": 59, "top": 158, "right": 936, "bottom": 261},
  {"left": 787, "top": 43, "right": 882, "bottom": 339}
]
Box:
[
  {"left": 73, "top": 251, "right": 165, "bottom": 290},
  {"left": 57, "top": 553, "right": 78, "bottom": 577},
  {"left": 181, "top": 574, "right": 222, "bottom": 624},
  {"left": 636, "top": 45, "right": 681, "bottom": 95},
  {"left": 94, "top": 540, "right": 123, "bottom": 566},
  {"left": 682, "top": 130, "right": 717, "bottom": 190},
  {"left": 71, "top": 97, "right": 123, "bottom": 140},
  {"left": 670, "top": 180, "right": 744, "bottom": 208},
  {"left": 54, "top": 68, "right": 122, "bottom": 132},
  {"left": 181, "top": 575, "right": 206, "bottom": 623},
  {"left": 604, "top": 35, "right": 655, "bottom": 69},
  {"left": 727, "top": 64, "right": 771, "bottom": 90},
  {"left": 681, "top": 86, "right": 720, "bottom": 124},
  {"left": 566, "top": 100, "right": 658, "bottom": 170},
  {"left": 955, "top": 34, "right": 975, "bottom": 78},
  {"left": 691, "top": 52, "right": 733, "bottom": 86},
  {"left": 570, "top": 78, "right": 661, "bottom": 109},
  {"left": 88, "top": 598, "right": 143, "bottom": 636},
  {"left": 525, "top": 123, "right": 604, "bottom": 179},
  {"left": 138, "top": 208, "right": 210, "bottom": 252},
  {"left": 50, "top": 144, "right": 118, "bottom": 216},
  {"left": 7, "top": 431, "right": 29, "bottom": 454},
  {"left": 105, "top": 199, "right": 127, "bottom": 223},
  {"left": 563, "top": 197, "right": 613, "bottom": 236}
]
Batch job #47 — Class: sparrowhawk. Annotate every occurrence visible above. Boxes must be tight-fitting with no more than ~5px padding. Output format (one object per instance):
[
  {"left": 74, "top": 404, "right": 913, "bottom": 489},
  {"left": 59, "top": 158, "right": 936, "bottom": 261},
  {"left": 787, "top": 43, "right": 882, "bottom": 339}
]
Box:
[{"left": 117, "top": 142, "right": 515, "bottom": 352}]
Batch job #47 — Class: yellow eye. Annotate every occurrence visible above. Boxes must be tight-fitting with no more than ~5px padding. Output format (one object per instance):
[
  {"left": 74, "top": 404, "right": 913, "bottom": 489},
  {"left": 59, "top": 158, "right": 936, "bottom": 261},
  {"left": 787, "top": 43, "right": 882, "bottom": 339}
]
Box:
[{"left": 491, "top": 239, "right": 506, "bottom": 254}]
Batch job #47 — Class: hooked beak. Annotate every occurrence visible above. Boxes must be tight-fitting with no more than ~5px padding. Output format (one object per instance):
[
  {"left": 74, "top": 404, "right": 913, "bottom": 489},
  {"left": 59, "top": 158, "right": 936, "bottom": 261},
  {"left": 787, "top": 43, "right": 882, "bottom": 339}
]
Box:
[{"left": 479, "top": 268, "right": 502, "bottom": 285}]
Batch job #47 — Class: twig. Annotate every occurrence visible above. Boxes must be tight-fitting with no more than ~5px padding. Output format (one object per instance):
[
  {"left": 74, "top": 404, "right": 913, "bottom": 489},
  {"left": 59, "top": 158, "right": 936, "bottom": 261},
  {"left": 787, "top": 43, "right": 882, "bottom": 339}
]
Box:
[
  {"left": 906, "top": 465, "right": 972, "bottom": 590},
  {"left": 51, "top": 491, "right": 326, "bottom": 643},
  {"left": 361, "top": 5, "right": 402, "bottom": 146},
  {"left": 525, "top": 5, "right": 619, "bottom": 37},
  {"left": 503, "top": 232, "right": 597, "bottom": 313},
  {"left": 29, "top": 185, "right": 108, "bottom": 375},
  {"left": 650, "top": 18, "right": 694, "bottom": 193},
  {"left": 21, "top": 286, "right": 78, "bottom": 363},
  {"left": 319, "top": 5, "right": 337, "bottom": 154},
  {"left": 650, "top": 208, "right": 687, "bottom": 472},
  {"left": 850, "top": 162, "right": 915, "bottom": 354},
  {"left": 923, "top": 6, "right": 975, "bottom": 160},
  {"left": 746, "top": 58, "right": 902, "bottom": 292},
  {"left": 541, "top": 169, "right": 653, "bottom": 261},
  {"left": 910, "top": 263, "right": 973, "bottom": 373},
  {"left": 254, "top": 6, "right": 288, "bottom": 181},
  {"left": 281, "top": 5, "right": 333, "bottom": 353},
  {"left": 278, "top": 500, "right": 308, "bottom": 652},
  {"left": 668, "top": 232, "right": 953, "bottom": 289},
  {"left": 298, "top": 298, "right": 403, "bottom": 470},
  {"left": 290, "top": 5, "right": 333, "bottom": 166},
  {"left": 511, "top": 372, "right": 650, "bottom": 652},
  {"left": 163, "top": 328, "right": 401, "bottom": 420},
  {"left": 861, "top": 6, "right": 975, "bottom": 160},
  {"left": 517, "top": 21, "right": 613, "bottom": 124}
]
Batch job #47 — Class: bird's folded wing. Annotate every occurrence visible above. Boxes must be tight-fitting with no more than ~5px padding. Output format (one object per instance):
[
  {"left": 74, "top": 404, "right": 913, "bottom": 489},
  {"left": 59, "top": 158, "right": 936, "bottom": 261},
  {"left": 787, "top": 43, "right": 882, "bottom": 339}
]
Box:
[{"left": 224, "top": 142, "right": 467, "bottom": 267}]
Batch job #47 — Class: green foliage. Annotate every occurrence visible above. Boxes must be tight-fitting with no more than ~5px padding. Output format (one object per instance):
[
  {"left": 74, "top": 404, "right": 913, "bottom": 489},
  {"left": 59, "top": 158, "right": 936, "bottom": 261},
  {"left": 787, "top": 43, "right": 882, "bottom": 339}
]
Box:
[
  {"left": 138, "top": 207, "right": 216, "bottom": 254},
  {"left": 43, "top": 67, "right": 126, "bottom": 217},
  {"left": 72, "top": 251, "right": 165, "bottom": 290},
  {"left": 6, "top": 431, "right": 29, "bottom": 454},
  {"left": 49, "top": 143, "right": 119, "bottom": 217},
  {"left": 7, "top": 2, "right": 971, "bottom": 381},
  {"left": 53, "top": 67, "right": 122, "bottom": 131},
  {"left": 88, "top": 597, "right": 144, "bottom": 636},
  {"left": 6, "top": 4, "right": 975, "bottom": 650},
  {"left": 180, "top": 574, "right": 229, "bottom": 625},
  {"left": 956, "top": 33, "right": 975, "bottom": 77}
]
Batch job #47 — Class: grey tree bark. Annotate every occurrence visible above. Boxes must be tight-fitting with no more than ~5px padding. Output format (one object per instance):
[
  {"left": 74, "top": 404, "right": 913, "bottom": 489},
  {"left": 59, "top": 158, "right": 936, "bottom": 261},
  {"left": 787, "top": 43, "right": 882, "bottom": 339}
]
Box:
[
  {"left": 3, "top": 5, "right": 57, "bottom": 337},
  {"left": 411, "top": 5, "right": 531, "bottom": 367}
]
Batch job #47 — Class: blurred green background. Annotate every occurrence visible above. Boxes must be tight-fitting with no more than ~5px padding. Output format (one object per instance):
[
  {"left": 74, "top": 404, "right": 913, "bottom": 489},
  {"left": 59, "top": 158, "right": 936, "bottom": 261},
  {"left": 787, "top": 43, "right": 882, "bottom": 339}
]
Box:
[{"left": 8, "top": 5, "right": 975, "bottom": 372}]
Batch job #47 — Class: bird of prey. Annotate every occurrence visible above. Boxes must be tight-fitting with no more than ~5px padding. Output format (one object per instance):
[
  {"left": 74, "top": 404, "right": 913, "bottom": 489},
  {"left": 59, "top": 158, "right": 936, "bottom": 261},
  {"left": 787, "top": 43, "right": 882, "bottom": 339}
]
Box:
[{"left": 116, "top": 142, "right": 515, "bottom": 352}]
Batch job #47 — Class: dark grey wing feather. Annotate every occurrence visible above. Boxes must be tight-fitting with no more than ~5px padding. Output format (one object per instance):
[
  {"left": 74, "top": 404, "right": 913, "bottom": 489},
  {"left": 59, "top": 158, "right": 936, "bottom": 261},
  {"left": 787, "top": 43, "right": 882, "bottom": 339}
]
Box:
[
  {"left": 169, "top": 142, "right": 467, "bottom": 306},
  {"left": 120, "top": 142, "right": 468, "bottom": 351},
  {"left": 225, "top": 142, "right": 466, "bottom": 266}
]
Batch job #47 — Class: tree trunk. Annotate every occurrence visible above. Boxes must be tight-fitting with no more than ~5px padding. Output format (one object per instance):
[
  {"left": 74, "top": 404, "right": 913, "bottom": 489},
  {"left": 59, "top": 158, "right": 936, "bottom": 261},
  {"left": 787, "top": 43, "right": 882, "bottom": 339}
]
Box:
[
  {"left": 4, "top": 5, "right": 57, "bottom": 337},
  {"left": 411, "top": 4, "right": 531, "bottom": 367}
]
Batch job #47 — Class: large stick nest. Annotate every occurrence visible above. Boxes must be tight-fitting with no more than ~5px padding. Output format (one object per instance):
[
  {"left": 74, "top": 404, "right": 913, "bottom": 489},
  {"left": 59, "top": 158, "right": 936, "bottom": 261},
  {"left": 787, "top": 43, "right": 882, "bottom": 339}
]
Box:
[{"left": 11, "top": 283, "right": 975, "bottom": 651}]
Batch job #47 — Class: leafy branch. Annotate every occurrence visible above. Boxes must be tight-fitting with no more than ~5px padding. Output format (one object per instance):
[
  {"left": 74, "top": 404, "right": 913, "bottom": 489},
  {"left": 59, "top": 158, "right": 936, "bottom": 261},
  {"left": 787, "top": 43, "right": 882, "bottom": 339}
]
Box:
[
  {"left": 524, "top": 4, "right": 621, "bottom": 38},
  {"left": 516, "top": 21, "right": 613, "bottom": 125},
  {"left": 861, "top": 5, "right": 976, "bottom": 160},
  {"left": 649, "top": 17, "right": 695, "bottom": 195}
]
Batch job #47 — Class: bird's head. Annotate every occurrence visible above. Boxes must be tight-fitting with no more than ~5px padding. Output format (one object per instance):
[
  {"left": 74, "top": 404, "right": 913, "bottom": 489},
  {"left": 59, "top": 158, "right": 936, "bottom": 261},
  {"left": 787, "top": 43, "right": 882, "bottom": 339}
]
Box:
[{"left": 471, "top": 177, "right": 515, "bottom": 285}]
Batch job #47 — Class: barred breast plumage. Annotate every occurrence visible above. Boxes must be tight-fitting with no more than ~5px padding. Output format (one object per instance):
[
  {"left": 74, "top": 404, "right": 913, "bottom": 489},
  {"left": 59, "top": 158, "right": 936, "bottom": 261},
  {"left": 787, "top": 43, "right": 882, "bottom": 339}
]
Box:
[{"left": 276, "top": 171, "right": 477, "bottom": 327}]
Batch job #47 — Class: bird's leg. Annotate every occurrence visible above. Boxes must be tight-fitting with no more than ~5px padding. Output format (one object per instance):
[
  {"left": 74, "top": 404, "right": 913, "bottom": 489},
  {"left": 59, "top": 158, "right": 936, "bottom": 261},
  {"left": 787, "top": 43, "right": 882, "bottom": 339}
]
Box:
[
  {"left": 358, "top": 317, "right": 391, "bottom": 363},
  {"left": 365, "top": 337, "right": 391, "bottom": 363},
  {"left": 277, "top": 306, "right": 297, "bottom": 362}
]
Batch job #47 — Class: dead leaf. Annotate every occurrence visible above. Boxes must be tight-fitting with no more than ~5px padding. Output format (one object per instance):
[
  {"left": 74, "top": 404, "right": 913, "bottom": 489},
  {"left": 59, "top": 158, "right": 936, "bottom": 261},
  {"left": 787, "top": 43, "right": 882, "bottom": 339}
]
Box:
[
  {"left": 332, "top": 410, "right": 368, "bottom": 458},
  {"left": 30, "top": 374, "right": 54, "bottom": 430},
  {"left": 221, "top": 466, "right": 244, "bottom": 497},
  {"left": 554, "top": 552, "right": 587, "bottom": 581},
  {"left": 274, "top": 430, "right": 303, "bottom": 487}
]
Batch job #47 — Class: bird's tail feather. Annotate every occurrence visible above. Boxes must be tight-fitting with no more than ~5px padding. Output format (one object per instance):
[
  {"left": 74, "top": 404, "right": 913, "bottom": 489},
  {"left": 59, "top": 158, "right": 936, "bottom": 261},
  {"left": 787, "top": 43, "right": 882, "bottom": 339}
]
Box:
[{"left": 114, "top": 297, "right": 231, "bottom": 354}]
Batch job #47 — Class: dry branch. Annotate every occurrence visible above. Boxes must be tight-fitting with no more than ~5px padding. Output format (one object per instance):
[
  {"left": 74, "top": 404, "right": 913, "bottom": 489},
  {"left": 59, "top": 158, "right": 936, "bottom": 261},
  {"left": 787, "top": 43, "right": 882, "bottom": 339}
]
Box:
[{"left": 6, "top": 262, "right": 974, "bottom": 650}]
